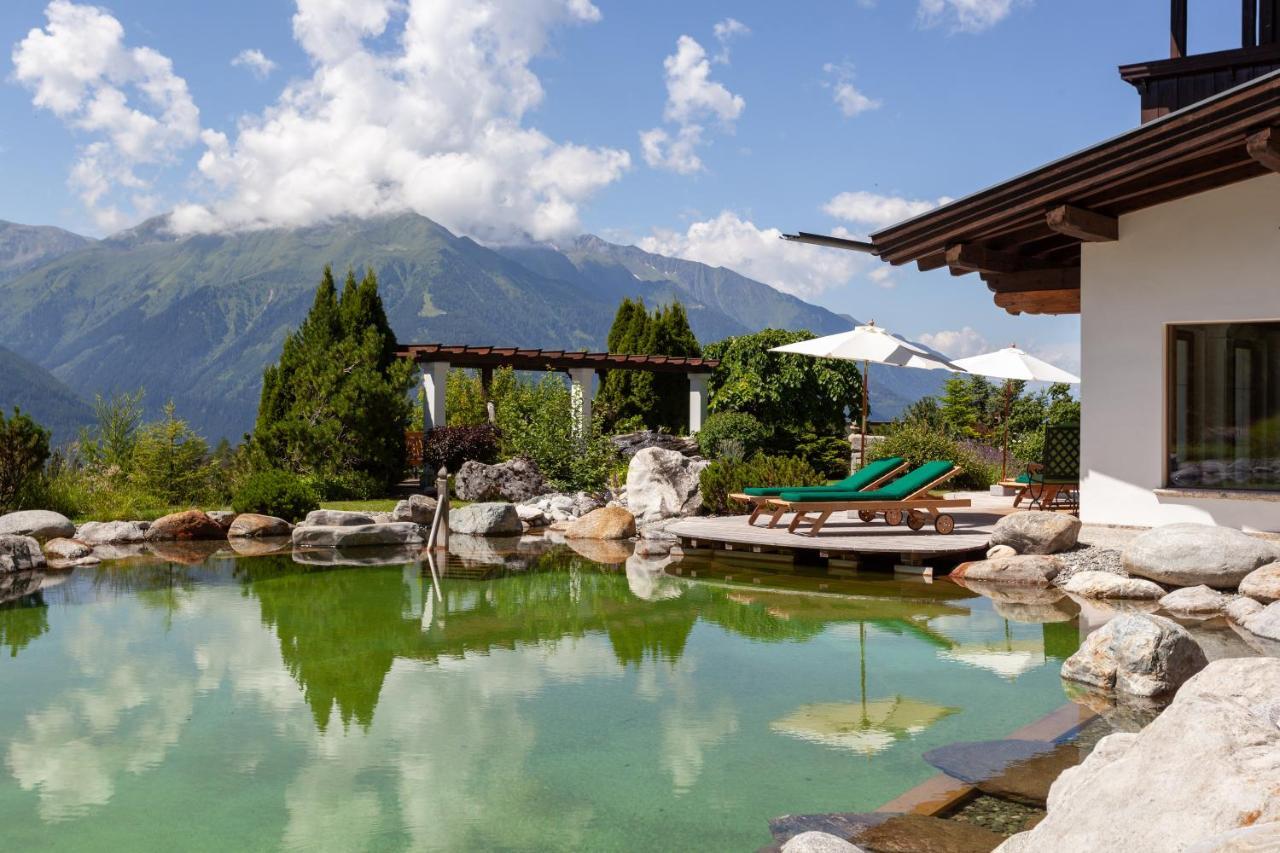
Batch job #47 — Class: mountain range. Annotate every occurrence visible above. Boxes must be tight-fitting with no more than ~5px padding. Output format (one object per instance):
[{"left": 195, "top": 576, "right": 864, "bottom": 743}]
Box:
[{"left": 0, "top": 214, "right": 944, "bottom": 442}]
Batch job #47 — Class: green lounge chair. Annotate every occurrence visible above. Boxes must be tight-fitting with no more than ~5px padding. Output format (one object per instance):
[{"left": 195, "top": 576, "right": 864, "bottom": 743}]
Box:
[
  {"left": 766, "top": 460, "right": 971, "bottom": 536},
  {"left": 729, "top": 456, "right": 908, "bottom": 526}
]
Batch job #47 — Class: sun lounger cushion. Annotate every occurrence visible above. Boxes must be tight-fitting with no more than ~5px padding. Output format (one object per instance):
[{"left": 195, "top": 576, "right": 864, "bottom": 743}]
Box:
[
  {"left": 776, "top": 460, "right": 955, "bottom": 503},
  {"left": 742, "top": 456, "right": 904, "bottom": 497}
]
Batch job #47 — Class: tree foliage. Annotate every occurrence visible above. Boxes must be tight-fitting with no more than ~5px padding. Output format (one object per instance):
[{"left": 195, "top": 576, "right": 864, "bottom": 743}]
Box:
[
  {"left": 252, "top": 266, "right": 413, "bottom": 490},
  {"left": 594, "top": 298, "right": 702, "bottom": 433},
  {"left": 128, "top": 401, "right": 216, "bottom": 506},
  {"left": 0, "top": 408, "right": 51, "bottom": 513}
]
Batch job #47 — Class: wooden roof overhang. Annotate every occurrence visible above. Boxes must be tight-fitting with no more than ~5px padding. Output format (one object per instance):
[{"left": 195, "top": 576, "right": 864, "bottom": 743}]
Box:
[
  {"left": 867, "top": 69, "right": 1280, "bottom": 316},
  {"left": 395, "top": 344, "right": 719, "bottom": 374}
]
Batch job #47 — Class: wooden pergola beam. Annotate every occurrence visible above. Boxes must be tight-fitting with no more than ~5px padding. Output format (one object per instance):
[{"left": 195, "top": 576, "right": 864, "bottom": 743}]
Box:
[
  {"left": 1046, "top": 205, "right": 1118, "bottom": 242},
  {"left": 1246, "top": 126, "right": 1280, "bottom": 172},
  {"left": 945, "top": 243, "right": 1031, "bottom": 275},
  {"left": 983, "top": 267, "right": 1081, "bottom": 293},
  {"left": 993, "top": 289, "right": 1081, "bottom": 316}
]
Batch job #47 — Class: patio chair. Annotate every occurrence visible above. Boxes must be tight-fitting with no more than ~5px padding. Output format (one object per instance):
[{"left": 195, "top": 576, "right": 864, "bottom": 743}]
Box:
[
  {"left": 1000, "top": 424, "right": 1079, "bottom": 513},
  {"left": 765, "top": 460, "right": 972, "bottom": 536},
  {"left": 729, "top": 456, "right": 908, "bottom": 526}
]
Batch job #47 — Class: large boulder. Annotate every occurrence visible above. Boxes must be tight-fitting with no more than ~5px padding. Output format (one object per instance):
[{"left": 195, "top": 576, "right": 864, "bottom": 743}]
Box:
[
  {"left": 1061, "top": 613, "right": 1207, "bottom": 697},
  {"left": 564, "top": 506, "right": 636, "bottom": 540},
  {"left": 0, "top": 535, "right": 46, "bottom": 571},
  {"left": 392, "top": 494, "right": 438, "bottom": 525},
  {"left": 0, "top": 510, "right": 75, "bottom": 543},
  {"left": 951, "top": 555, "right": 1062, "bottom": 587},
  {"left": 1239, "top": 563, "right": 1280, "bottom": 604},
  {"left": 76, "top": 520, "right": 147, "bottom": 544},
  {"left": 449, "top": 502, "right": 522, "bottom": 536},
  {"left": 1159, "top": 585, "right": 1229, "bottom": 617},
  {"left": 302, "top": 509, "right": 375, "bottom": 527},
  {"left": 1063, "top": 571, "right": 1165, "bottom": 600},
  {"left": 781, "top": 832, "right": 865, "bottom": 853},
  {"left": 43, "top": 538, "right": 92, "bottom": 560},
  {"left": 996, "top": 658, "right": 1280, "bottom": 853},
  {"left": 227, "top": 513, "right": 292, "bottom": 539},
  {"left": 207, "top": 510, "right": 237, "bottom": 531},
  {"left": 989, "top": 511, "right": 1081, "bottom": 555},
  {"left": 610, "top": 430, "right": 699, "bottom": 459},
  {"left": 625, "top": 447, "right": 709, "bottom": 524},
  {"left": 145, "top": 510, "right": 225, "bottom": 541},
  {"left": 1236, "top": 600, "right": 1280, "bottom": 642},
  {"left": 454, "top": 458, "right": 549, "bottom": 503},
  {"left": 1122, "top": 523, "right": 1279, "bottom": 589},
  {"left": 291, "top": 522, "right": 423, "bottom": 549}
]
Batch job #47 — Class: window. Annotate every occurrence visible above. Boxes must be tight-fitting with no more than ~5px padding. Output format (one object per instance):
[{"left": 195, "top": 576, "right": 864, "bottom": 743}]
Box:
[{"left": 1168, "top": 322, "right": 1280, "bottom": 491}]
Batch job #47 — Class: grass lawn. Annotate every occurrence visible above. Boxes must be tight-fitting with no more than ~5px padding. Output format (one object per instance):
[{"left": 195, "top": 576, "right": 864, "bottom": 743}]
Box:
[{"left": 319, "top": 498, "right": 401, "bottom": 513}]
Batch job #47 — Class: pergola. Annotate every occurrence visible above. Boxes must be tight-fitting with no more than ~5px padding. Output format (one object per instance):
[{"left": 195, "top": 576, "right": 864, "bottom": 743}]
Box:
[{"left": 394, "top": 344, "right": 720, "bottom": 433}]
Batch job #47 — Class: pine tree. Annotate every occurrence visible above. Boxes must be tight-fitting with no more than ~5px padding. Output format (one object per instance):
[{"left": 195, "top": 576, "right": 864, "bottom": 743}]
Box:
[
  {"left": 595, "top": 298, "right": 702, "bottom": 433},
  {"left": 648, "top": 302, "right": 702, "bottom": 431}
]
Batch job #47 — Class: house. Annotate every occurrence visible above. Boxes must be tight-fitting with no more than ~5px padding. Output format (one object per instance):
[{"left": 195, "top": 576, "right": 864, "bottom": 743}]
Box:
[{"left": 804, "top": 2, "right": 1280, "bottom": 532}]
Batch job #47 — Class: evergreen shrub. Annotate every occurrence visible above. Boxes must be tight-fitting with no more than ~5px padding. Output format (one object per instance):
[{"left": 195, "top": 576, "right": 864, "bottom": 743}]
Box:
[
  {"left": 698, "top": 454, "right": 824, "bottom": 515},
  {"left": 232, "top": 469, "right": 320, "bottom": 521}
]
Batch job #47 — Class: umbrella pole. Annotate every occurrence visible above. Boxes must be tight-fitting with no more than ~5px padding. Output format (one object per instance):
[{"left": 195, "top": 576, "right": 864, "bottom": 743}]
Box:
[
  {"left": 1001, "top": 381, "right": 1011, "bottom": 481},
  {"left": 860, "top": 360, "right": 869, "bottom": 468}
]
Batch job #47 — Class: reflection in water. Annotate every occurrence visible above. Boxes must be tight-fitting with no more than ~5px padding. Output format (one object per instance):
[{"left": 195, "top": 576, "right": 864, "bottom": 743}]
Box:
[{"left": 0, "top": 546, "right": 1082, "bottom": 851}]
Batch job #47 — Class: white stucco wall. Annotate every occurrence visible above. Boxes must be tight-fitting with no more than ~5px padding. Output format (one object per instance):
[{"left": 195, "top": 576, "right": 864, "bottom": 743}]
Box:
[{"left": 1080, "top": 173, "right": 1280, "bottom": 532}]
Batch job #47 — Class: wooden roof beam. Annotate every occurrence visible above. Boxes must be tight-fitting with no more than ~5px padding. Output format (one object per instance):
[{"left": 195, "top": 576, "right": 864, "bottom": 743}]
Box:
[
  {"left": 1246, "top": 126, "right": 1280, "bottom": 172},
  {"left": 983, "top": 268, "right": 1081, "bottom": 293},
  {"left": 945, "top": 243, "right": 1033, "bottom": 275},
  {"left": 993, "top": 289, "right": 1081, "bottom": 316},
  {"left": 1046, "top": 204, "right": 1118, "bottom": 242}
]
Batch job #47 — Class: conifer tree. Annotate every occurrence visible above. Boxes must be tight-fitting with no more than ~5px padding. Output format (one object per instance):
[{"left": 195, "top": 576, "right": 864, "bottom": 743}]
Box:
[{"left": 595, "top": 297, "right": 701, "bottom": 433}]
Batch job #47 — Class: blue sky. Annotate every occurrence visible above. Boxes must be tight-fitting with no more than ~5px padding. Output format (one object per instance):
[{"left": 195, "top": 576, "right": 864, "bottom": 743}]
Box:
[{"left": 0, "top": 1, "right": 1244, "bottom": 368}]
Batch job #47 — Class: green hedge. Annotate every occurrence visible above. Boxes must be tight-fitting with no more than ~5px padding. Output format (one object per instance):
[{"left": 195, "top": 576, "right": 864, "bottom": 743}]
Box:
[
  {"left": 865, "top": 423, "right": 996, "bottom": 490},
  {"left": 697, "top": 411, "right": 769, "bottom": 460},
  {"left": 699, "top": 454, "right": 825, "bottom": 515},
  {"left": 232, "top": 469, "right": 320, "bottom": 522}
]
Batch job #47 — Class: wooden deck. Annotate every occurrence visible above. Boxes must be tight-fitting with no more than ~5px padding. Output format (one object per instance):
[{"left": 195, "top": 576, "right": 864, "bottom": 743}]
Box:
[{"left": 669, "top": 492, "right": 1017, "bottom": 569}]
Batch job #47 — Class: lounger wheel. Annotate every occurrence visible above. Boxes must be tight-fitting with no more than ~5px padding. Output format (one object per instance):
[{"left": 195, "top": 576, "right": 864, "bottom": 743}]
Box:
[
  {"left": 884, "top": 509, "right": 904, "bottom": 526},
  {"left": 858, "top": 510, "right": 876, "bottom": 523},
  {"left": 934, "top": 514, "right": 955, "bottom": 535},
  {"left": 906, "top": 510, "right": 926, "bottom": 531}
]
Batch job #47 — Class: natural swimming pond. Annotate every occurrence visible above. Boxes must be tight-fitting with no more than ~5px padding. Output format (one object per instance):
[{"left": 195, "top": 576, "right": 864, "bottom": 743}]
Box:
[{"left": 0, "top": 540, "right": 1082, "bottom": 851}]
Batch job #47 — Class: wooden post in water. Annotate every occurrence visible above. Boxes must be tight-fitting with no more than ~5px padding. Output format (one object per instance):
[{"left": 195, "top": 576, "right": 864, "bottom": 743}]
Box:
[{"left": 431, "top": 466, "right": 450, "bottom": 550}]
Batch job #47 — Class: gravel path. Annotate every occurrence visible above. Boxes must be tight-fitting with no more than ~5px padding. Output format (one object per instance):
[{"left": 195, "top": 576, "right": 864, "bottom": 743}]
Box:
[{"left": 1052, "top": 545, "right": 1125, "bottom": 586}]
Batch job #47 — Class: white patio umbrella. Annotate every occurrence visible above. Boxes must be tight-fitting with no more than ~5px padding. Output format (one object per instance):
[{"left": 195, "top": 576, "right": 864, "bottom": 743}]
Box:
[
  {"left": 950, "top": 346, "right": 1081, "bottom": 480},
  {"left": 770, "top": 322, "right": 959, "bottom": 462}
]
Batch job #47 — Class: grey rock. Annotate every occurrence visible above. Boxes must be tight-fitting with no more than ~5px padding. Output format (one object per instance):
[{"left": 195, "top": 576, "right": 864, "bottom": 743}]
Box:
[
  {"left": 625, "top": 447, "right": 709, "bottom": 524},
  {"left": 368, "top": 511, "right": 396, "bottom": 524},
  {"left": 515, "top": 504, "right": 548, "bottom": 527},
  {"left": 1122, "top": 523, "right": 1280, "bottom": 589},
  {"left": 291, "top": 522, "right": 423, "bottom": 549},
  {"left": 0, "top": 510, "right": 75, "bottom": 543},
  {"left": 454, "top": 458, "right": 549, "bottom": 503},
  {"left": 0, "top": 534, "right": 46, "bottom": 570},
  {"left": 43, "top": 537, "right": 91, "bottom": 560},
  {"left": 392, "top": 494, "right": 438, "bottom": 525},
  {"left": 1159, "top": 584, "right": 1230, "bottom": 616},
  {"left": 207, "top": 510, "right": 237, "bottom": 529},
  {"left": 986, "top": 544, "right": 1017, "bottom": 559},
  {"left": 1063, "top": 571, "right": 1165, "bottom": 600},
  {"left": 990, "top": 510, "right": 1081, "bottom": 555},
  {"left": 1225, "top": 596, "right": 1265, "bottom": 625},
  {"left": 1240, "top": 601, "right": 1280, "bottom": 642},
  {"left": 781, "top": 832, "right": 865, "bottom": 853},
  {"left": 302, "top": 509, "right": 376, "bottom": 527},
  {"left": 227, "top": 513, "right": 293, "bottom": 539},
  {"left": 611, "top": 429, "right": 699, "bottom": 459},
  {"left": 448, "top": 503, "right": 522, "bottom": 536},
  {"left": 76, "top": 520, "right": 147, "bottom": 544},
  {"left": 954, "top": 555, "right": 1062, "bottom": 587},
  {"left": 1061, "top": 613, "right": 1208, "bottom": 697},
  {"left": 0, "top": 566, "right": 43, "bottom": 604},
  {"left": 1239, "top": 563, "right": 1280, "bottom": 604},
  {"left": 1186, "top": 823, "right": 1280, "bottom": 853}
]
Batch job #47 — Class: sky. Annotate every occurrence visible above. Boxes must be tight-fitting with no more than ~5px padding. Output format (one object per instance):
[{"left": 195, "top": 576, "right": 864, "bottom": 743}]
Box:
[{"left": 0, "top": 1, "right": 1246, "bottom": 371}]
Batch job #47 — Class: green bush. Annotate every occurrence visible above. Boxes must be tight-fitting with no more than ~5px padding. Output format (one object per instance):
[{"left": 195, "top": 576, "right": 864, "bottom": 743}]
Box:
[
  {"left": 232, "top": 469, "right": 320, "bottom": 522},
  {"left": 305, "top": 469, "right": 384, "bottom": 501},
  {"left": 698, "top": 412, "right": 769, "bottom": 460},
  {"left": 0, "top": 407, "right": 51, "bottom": 513},
  {"left": 495, "top": 373, "right": 618, "bottom": 491},
  {"left": 792, "top": 433, "right": 852, "bottom": 480},
  {"left": 866, "top": 423, "right": 996, "bottom": 490},
  {"left": 699, "top": 454, "right": 824, "bottom": 515}
]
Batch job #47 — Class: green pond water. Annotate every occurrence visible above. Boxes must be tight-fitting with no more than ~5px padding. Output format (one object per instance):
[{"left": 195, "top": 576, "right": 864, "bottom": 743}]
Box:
[{"left": 0, "top": 541, "right": 1083, "bottom": 851}]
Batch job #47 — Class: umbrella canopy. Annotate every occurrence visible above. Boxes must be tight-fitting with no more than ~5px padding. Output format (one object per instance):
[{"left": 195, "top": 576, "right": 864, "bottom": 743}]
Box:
[
  {"left": 771, "top": 323, "right": 960, "bottom": 372},
  {"left": 950, "top": 346, "right": 1080, "bottom": 384},
  {"left": 770, "top": 696, "right": 959, "bottom": 755}
]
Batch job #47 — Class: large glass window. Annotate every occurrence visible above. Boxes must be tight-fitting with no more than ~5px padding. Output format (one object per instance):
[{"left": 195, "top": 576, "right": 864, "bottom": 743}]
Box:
[{"left": 1168, "top": 322, "right": 1280, "bottom": 491}]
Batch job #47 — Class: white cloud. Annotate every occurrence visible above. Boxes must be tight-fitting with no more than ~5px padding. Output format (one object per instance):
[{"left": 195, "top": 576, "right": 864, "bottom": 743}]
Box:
[
  {"left": 12, "top": 0, "right": 202, "bottom": 231},
  {"left": 711, "top": 17, "right": 749, "bottom": 64},
  {"left": 822, "top": 62, "right": 881, "bottom": 118},
  {"left": 640, "top": 211, "right": 872, "bottom": 298},
  {"left": 917, "top": 326, "right": 990, "bottom": 359},
  {"left": 640, "top": 32, "right": 745, "bottom": 175},
  {"left": 231, "top": 48, "right": 277, "bottom": 79},
  {"left": 868, "top": 266, "right": 897, "bottom": 289},
  {"left": 170, "top": 0, "right": 629, "bottom": 240},
  {"left": 918, "top": 0, "right": 1022, "bottom": 33},
  {"left": 823, "top": 190, "right": 954, "bottom": 232}
]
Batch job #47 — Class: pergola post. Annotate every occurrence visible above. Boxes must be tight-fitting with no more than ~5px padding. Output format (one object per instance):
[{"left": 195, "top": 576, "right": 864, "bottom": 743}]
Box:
[
  {"left": 688, "top": 372, "right": 709, "bottom": 434},
  {"left": 567, "top": 367, "right": 595, "bottom": 436},
  {"left": 422, "top": 361, "right": 449, "bottom": 430}
]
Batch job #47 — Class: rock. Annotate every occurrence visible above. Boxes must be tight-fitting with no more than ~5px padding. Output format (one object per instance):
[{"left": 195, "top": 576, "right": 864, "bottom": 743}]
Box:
[
  {"left": 626, "top": 554, "right": 682, "bottom": 600},
  {"left": 515, "top": 504, "right": 548, "bottom": 527},
  {"left": 1186, "top": 823, "right": 1280, "bottom": 853},
  {"left": 1239, "top": 601, "right": 1280, "bottom": 642},
  {"left": 0, "top": 566, "right": 43, "bottom": 604},
  {"left": 144, "top": 510, "right": 225, "bottom": 541},
  {"left": 302, "top": 509, "right": 375, "bottom": 527},
  {"left": 1063, "top": 571, "right": 1165, "bottom": 600},
  {"left": 1159, "top": 584, "right": 1229, "bottom": 616},
  {"left": 989, "top": 511, "right": 1081, "bottom": 555},
  {"left": 770, "top": 814, "right": 887, "bottom": 848},
  {"left": 207, "top": 510, "right": 237, "bottom": 530},
  {"left": 228, "top": 537, "right": 291, "bottom": 558},
  {"left": 611, "top": 429, "right": 699, "bottom": 459},
  {"left": 448, "top": 503, "right": 522, "bottom": 536},
  {"left": 951, "top": 555, "right": 1062, "bottom": 587},
  {"left": 43, "top": 538, "right": 91, "bottom": 560},
  {"left": 781, "top": 832, "right": 865, "bottom": 853},
  {"left": 1061, "top": 613, "right": 1208, "bottom": 697},
  {"left": 368, "top": 511, "right": 396, "bottom": 524},
  {"left": 0, "top": 510, "right": 75, "bottom": 543},
  {"left": 923, "top": 739, "right": 1084, "bottom": 807},
  {"left": 0, "top": 535, "right": 46, "bottom": 570},
  {"left": 227, "top": 513, "right": 292, "bottom": 538},
  {"left": 291, "top": 522, "right": 423, "bottom": 549},
  {"left": 565, "top": 537, "right": 632, "bottom": 565},
  {"left": 392, "top": 494, "right": 438, "bottom": 525},
  {"left": 454, "top": 458, "right": 549, "bottom": 503},
  {"left": 986, "top": 544, "right": 1017, "bottom": 559},
  {"left": 625, "top": 447, "right": 709, "bottom": 524},
  {"left": 997, "top": 659, "right": 1280, "bottom": 853},
  {"left": 635, "top": 538, "right": 672, "bottom": 557},
  {"left": 1224, "top": 596, "right": 1265, "bottom": 625},
  {"left": 291, "top": 544, "right": 424, "bottom": 567},
  {"left": 853, "top": 813, "right": 1007, "bottom": 853},
  {"left": 148, "top": 539, "right": 225, "bottom": 565},
  {"left": 76, "top": 520, "right": 147, "bottom": 544},
  {"left": 564, "top": 506, "right": 636, "bottom": 540},
  {"left": 1122, "top": 523, "right": 1279, "bottom": 589},
  {"left": 1239, "top": 563, "right": 1280, "bottom": 604}
]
